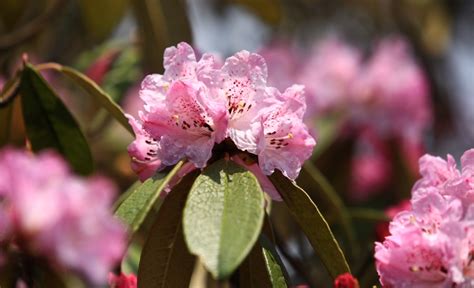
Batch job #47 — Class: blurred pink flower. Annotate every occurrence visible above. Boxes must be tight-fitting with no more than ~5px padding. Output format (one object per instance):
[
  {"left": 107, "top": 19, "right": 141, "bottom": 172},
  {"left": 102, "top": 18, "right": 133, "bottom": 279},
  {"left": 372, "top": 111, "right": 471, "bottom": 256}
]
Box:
[
  {"left": 375, "top": 149, "right": 474, "bottom": 287},
  {"left": 299, "top": 38, "right": 361, "bottom": 115},
  {"left": 259, "top": 41, "right": 301, "bottom": 93},
  {"left": 257, "top": 85, "right": 316, "bottom": 180},
  {"left": 351, "top": 37, "right": 432, "bottom": 141},
  {"left": 108, "top": 272, "right": 137, "bottom": 288},
  {"left": 0, "top": 148, "right": 127, "bottom": 284},
  {"left": 350, "top": 130, "right": 392, "bottom": 201}
]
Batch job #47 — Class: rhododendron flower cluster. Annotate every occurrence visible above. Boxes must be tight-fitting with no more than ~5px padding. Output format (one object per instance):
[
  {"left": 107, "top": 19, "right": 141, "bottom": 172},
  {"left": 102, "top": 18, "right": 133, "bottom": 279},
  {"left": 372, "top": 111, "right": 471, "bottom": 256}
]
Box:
[
  {"left": 262, "top": 36, "right": 432, "bottom": 200},
  {"left": 0, "top": 148, "right": 127, "bottom": 284},
  {"left": 127, "top": 42, "right": 315, "bottom": 188},
  {"left": 375, "top": 149, "right": 474, "bottom": 287}
]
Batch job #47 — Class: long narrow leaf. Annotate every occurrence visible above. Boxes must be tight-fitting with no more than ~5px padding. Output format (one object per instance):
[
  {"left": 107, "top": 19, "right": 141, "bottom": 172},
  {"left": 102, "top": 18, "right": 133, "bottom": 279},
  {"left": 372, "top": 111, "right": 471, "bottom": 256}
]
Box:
[
  {"left": 36, "top": 63, "right": 133, "bottom": 135},
  {"left": 115, "top": 161, "right": 184, "bottom": 234},
  {"left": 299, "top": 162, "right": 357, "bottom": 257},
  {"left": 138, "top": 171, "right": 198, "bottom": 288},
  {"left": 260, "top": 235, "right": 289, "bottom": 287},
  {"left": 20, "top": 63, "right": 93, "bottom": 175},
  {"left": 269, "top": 171, "right": 350, "bottom": 279}
]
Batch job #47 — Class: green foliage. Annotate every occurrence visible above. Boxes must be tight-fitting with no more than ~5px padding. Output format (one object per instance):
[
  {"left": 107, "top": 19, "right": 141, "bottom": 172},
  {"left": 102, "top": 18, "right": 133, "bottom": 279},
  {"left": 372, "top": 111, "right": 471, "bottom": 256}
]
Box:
[
  {"left": 240, "top": 234, "right": 288, "bottom": 288},
  {"left": 20, "top": 63, "right": 93, "bottom": 175},
  {"left": 183, "top": 159, "right": 265, "bottom": 279},
  {"left": 269, "top": 171, "right": 351, "bottom": 279},
  {"left": 299, "top": 162, "right": 357, "bottom": 257},
  {"left": 260, "top": 235, "right": 288, "bottom": 288},
  {"left": 137, "top": 171, "right": 199, "bottom": 288},
  {"left": 115, "top": 161, "right": 184, "bottom": 235},
  {"left": 37, "top": 63, "right": 134, "bottom": 135}
]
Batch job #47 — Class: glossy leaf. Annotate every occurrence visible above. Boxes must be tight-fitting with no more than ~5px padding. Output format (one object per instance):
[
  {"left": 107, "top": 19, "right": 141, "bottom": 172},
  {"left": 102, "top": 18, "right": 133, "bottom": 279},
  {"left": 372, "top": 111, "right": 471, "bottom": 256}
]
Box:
[
  {"left": 269, "top": 171, "right": 350, "bottom": 279},
  {"left": 115, "top": 161, "right": 184, "bottom": 234},
  {"left": 131, "top": 0, "right": 192, "bottom": 73},
  {"left": 36, "top": 63, "right": 133, "bottom": 135},
  {"left": 183, "top": 159, "right": 265, "bottom": 279},
  {"left": 20, "top": 63, "right": 93, "bottom": 175},
  {"left": 138, "top": 171, "right": 198, "bottom": 288}
]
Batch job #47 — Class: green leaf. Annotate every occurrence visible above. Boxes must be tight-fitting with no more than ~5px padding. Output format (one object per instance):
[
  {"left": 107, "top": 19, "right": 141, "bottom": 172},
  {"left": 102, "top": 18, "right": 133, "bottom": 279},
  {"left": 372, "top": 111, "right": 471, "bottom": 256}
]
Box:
[
  {"left": 36, "top": 63, "right": 133, "bottom": 135},
  {"left": 138, "top": 170, "right": 198, "bottom": 288},
  {"left": 115, "top": 161, "right": 184, "bottom": 234},
  {"left": 269, "top": 171, "right": 350, "bottom": 279},
  {"left": 260, "top": 235, "right": 288, "bottom": 287},
  {"left": 131, "top": 0, "right": 192, "bottom": 73},
  {"left": 20, "top": 63, "right": 93, "bottom": 175},
  {"left": 121, "top": 241, "right": 142, "bottom": 275},
  {"left": 183, "top": 159, "right": 265, "bottom": 279},
  {"left": 299, "top": 162, "right": 357, "bottom": 257},
  {"left": 240, "top": 234, "right": 288, "bottom": 288}
]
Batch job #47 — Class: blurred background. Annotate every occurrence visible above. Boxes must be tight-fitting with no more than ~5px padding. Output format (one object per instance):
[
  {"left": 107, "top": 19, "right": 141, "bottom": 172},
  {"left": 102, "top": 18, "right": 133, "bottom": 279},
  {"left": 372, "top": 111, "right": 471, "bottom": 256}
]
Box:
[{"left": 1, "top": 0, "right": 473, "bottom": 286}]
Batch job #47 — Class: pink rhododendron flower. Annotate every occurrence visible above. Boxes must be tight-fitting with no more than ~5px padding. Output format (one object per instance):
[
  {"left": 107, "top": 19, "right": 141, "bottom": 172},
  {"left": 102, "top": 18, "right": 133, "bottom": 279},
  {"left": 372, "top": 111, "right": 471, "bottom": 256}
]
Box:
[
  {"left": 375, "top": 200, "right": 411, "bottom": 241},
  {"left": 0, "top": 148, "right": 127, "bottom": 284},
  {"left": 109, "top": 272, "right": 137, "bottom": 288},
  {"left": 129, "top": 42, "right": 228, "bottom": 169},
  {"left": 375, "top": 149, "right": 474, "bottom": 287},
  {"left": 127, "top": 42, "right": 316, "bottom": 187},
  {"left": 257, "top": 85, "right": 316, "bottom": 180},
  {"left": 220, "top": 50, "right": 268, "bottom": 154},
  {"left": 333, "top": 273, "right": 360, "bottom": 288}
]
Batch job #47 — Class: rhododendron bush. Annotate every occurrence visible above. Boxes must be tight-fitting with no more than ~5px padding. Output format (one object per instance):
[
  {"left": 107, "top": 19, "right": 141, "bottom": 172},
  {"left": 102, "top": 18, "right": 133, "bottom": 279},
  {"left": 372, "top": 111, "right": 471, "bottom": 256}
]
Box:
[{"left": 0, "top": 1, "right": 471, "bottom": 287}]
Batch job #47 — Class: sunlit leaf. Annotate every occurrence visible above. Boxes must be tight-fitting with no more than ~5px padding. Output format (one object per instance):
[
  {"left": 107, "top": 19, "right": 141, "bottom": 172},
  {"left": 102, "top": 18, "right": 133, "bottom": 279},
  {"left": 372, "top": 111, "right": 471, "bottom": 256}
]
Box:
[
  {"left": 240, "top": 234, "right": 288, "bottom": 288},
  {"left": 138, "top": 171, "right": 198, "bottom": 288},
  {"left": 183, "top": 159, "right": 265, "bottom": 279},
  {"left": 269, "top": 171, "right": 350, "bottom": 279},
  {"left": 20, "top": 63, "right": 93, "bottom": 175},
  {"left": 260, "top": 235, "right": 288, "bottom": 287},
  {"left": 115, "top": 161, "right": 184, "bottom": 235}
]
